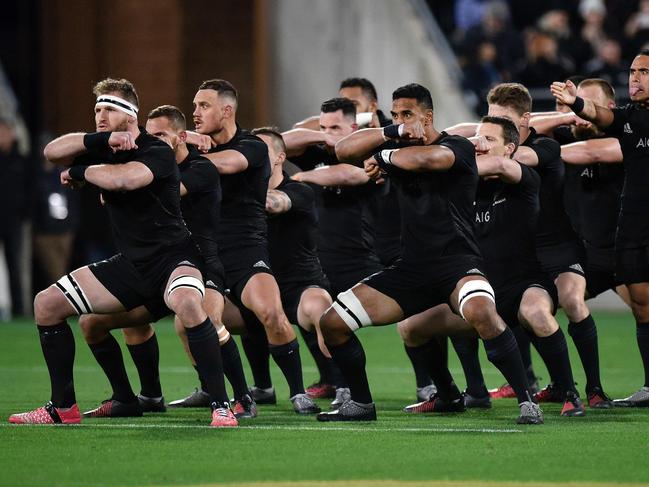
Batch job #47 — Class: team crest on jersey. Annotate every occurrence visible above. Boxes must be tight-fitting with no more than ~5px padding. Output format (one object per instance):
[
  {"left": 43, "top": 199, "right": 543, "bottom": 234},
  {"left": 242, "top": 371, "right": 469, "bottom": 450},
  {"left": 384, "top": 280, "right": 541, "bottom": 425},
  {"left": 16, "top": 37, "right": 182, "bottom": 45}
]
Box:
[
  {"left": 253, "top": 260, "right": 270, "bottom": 269},
  {"left": 624, "top": 123, "right": 633, "bottom": 134}
]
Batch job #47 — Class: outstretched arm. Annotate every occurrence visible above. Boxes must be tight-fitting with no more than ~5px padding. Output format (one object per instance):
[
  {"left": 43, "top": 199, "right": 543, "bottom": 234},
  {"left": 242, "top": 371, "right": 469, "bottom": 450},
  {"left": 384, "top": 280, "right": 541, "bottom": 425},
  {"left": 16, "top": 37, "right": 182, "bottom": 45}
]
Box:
[
  {"left": 44, "top": 131, "right": 138, "bottom": 166},
  {"left": 376, "top": 144, "right": 456, "bottom": 173},
  {"left": 266, "top": 189, "right": 293, "bottom": 215},
  {"left": 561, "top": 138, "right": 623, "bottom": 165},
  {"left": 444, "top": 122, "right": 478, "bottom": 137},
  {"left": 529, "top": 112, "right": 579, "bottom": 135},
  {"left": 292, "top": 115, "right": 320, "bottom": 130},
  {"left": 282, "top": 129, "right": 336, "bottom": 158},
  {"left": 292, "top": 164, "right": 369, "bottom": 186},
  {"left": 550, "top": 80, "right": 615, "bottom": 128}
]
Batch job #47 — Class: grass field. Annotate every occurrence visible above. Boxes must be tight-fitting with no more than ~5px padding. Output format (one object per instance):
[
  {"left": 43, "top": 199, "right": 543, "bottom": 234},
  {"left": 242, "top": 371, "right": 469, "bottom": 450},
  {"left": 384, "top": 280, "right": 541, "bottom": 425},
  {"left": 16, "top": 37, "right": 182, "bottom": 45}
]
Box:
[{"left": 1, "top": 311, "right": 649, "bottom": 487}]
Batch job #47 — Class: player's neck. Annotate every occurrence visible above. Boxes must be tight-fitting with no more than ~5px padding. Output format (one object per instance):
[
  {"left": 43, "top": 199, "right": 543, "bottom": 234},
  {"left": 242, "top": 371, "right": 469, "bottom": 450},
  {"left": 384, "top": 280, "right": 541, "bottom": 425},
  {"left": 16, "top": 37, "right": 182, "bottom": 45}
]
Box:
[
  {"left": 127, "top": 123, "right": 142, "bottom": 139},
  {"left": 175, "top": 143, "right": 190, "bottom": 164},
  {"left": 424, "top": 126, "right": 442, "bottom": 145},
  {"left": 519, "top": 125, "right": 531, "bottom": 143},
  {"left": 269, "top": 168, "right": 283, "bottom": 189},
  {"left": 210, "top": 120, "right": 237, "bottom": 145}
]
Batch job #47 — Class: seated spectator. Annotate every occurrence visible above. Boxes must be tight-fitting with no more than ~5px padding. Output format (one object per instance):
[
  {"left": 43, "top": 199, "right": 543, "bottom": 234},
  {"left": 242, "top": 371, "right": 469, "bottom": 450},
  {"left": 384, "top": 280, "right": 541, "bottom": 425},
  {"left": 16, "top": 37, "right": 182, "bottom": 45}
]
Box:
[
  {"left": 515, "top": 29, "right": 572, "bottom": 88},
  {"left": 585, "top": 38, "right": 628, "bottom": 87}
]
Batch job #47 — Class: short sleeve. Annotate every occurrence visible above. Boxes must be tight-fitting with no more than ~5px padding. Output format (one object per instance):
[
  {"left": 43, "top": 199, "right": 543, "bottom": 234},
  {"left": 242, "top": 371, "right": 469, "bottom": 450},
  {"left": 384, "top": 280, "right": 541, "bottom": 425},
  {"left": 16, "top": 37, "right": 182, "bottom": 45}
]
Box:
[
  {"left": 230, "top": 135, "right": 268, "bottom": 169},
  {"left": 439, "top": 135, "right": 476, "bottom": 171},
  {"left": 527, "top": 136, "right": 560, "bottom": 168},
  {"left": 134, "top": 141, "right": 176, "bottom": 178},
  {"left": 281, "top": 181, "right": 314, "bottom": 214},
  {"left": 181, "top": 157, "right": 220, "bottom": 194},
  {"left": 290, "top": 145, "right": 331, "bottom": 171}
]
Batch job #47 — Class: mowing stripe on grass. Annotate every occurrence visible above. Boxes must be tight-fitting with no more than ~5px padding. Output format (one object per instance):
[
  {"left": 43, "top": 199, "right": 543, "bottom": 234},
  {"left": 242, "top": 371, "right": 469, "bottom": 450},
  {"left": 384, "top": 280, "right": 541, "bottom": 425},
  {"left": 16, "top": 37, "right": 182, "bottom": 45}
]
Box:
[
  {"left": 0, "top": 423, "right": 523, "bottom": 433},
  {"left": 171, "top": 481, "right": 649, "bottom": 487}
]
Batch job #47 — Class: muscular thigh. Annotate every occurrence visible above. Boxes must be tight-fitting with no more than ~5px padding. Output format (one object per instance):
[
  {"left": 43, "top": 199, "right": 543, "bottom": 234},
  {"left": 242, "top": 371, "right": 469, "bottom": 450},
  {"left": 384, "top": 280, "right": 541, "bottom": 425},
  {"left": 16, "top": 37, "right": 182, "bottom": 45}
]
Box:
[{"left": 61, "top": 266, "right": 126, "bottom": 314}]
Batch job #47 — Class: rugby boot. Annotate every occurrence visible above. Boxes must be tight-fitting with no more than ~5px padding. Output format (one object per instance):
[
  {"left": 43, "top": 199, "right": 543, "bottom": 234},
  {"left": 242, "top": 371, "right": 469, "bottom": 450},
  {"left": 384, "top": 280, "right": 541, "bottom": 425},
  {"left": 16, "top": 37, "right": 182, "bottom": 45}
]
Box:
[
  {"left": 137, "top": 394, "right": 166, "bottom": 413},
  {"left": 249, "top": 386, "right": 277, "bottom": 405},
  {"left": 613, "top": 386, "right": 649, "bottom": 407},
  {"left": 232, "top": 394, "right": 258, "bottom": 419},
  {"left": 560, "top": 391, "right": 586, "bottom": 417},
  {"left": 9, "top": 402, "right": 81, "bottom": 425},
  {"left": 488, "top": 383, "right": 516, "bottom": 399},
  {"left": 168, "top": 388, "right": 211, "bottom": 408},
  {"left": 416, "top": 383, "right": 437, "bottom": 402},
  {"left": 533, "top": 382, "right": 564, "bottom": 403},
  {"left": 83, "top": 398, "right": 143, "bottom": 418},
  {"left": 517, "top": 401, "right": 544, "bottom": 424},
  {"left": 330, "top": 387, "right": 351, "bottom": 409},
  {"left": 306, "top": 382, "right": 336, "bottom": 399},
  {"left": 317, "top": 400, "right": 376, "bottom": 422},
  {"left": 462, "top": 390, "right": 492, "bottom": 409},
  {"left": 403, "top": 393, "right": 466, "bottom": 414},
  {"left": 210, "top": 402, "right": 238, "bottom": 427},
  {"left": 586, "top": 387, "right": 614, "bottom": 409},
  {"left": 290, "top": 393, "right": 321, "bottom": 414}
]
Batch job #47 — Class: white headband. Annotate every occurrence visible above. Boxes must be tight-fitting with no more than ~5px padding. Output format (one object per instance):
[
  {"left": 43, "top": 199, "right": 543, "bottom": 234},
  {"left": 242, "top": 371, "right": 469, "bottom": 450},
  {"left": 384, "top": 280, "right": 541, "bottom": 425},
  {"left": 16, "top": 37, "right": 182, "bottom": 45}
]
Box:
[{"left": 95, "top": 94, "right": 139, "bottom": 117}]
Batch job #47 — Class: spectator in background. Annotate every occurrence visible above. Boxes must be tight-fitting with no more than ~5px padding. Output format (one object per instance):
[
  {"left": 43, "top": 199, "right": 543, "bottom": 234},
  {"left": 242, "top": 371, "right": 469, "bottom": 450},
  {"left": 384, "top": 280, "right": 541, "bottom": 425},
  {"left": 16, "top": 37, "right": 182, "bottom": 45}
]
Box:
[
  {"left": 32, "top": 133, "right": 79, "bottom": 289},
  {"left": 462, "top": 0, "right": 525, "bottom": 81},
  {"left": 538, "top": 9, "right": 592, "bottom": 72},
  {"left": 462, "top": 41, "right": 502, "bottom": 113},
  {"left": 624, "top": 0, "right": 649, "bottom": 57},
  {"left": 515, "top": 30, "right": 572, "bottom": 88},
  {"left": 586, "top": 37, "right": 628, "bottom": 87},
  {"left": 454, "top": 0, "right": 488, "bottom": 37},
  {"left": 580, "top": 0, "right": 608, "bottom": 54},
  {"left": 0, "top": 115, "right": 30, "bottom": 317}
]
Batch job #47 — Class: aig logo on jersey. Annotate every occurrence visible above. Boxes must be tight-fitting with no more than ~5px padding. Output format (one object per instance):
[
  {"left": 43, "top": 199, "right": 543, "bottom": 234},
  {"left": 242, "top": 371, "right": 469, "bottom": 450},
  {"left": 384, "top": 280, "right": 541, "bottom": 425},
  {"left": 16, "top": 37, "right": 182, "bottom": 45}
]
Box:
[
  {"left": 636, "top": 137, "right": 649, "bottom": 148},
  {"left": 476, "top": 210, "right": 490, "bottom": 223}
]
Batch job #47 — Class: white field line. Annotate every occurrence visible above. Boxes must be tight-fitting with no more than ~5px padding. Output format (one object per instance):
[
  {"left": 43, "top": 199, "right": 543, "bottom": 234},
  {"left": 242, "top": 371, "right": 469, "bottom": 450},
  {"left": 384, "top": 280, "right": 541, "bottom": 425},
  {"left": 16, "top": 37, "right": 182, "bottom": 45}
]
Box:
[{"left": 0, "top": 422, "right": 523, "bottom": 433}]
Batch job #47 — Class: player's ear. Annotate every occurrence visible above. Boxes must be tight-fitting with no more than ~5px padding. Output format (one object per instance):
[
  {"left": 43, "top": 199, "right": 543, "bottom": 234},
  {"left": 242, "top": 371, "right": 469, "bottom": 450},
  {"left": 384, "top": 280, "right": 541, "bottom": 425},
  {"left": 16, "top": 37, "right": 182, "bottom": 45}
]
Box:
[
  {"left": 277, "top": 151, "right": 286, "bottom": 165},
  {"left": 223, "top": 104, "right": 234, "bottom": 118},
  {"left": 504, "top": 142, "right": 516, "bottom": 157},
  {"left": 179, "top": 130, "right": 187, "bottom": 142},
  {"left": 520, "top": 112, "right": 531, "bottom": 127},
  {"left": 425, "top": 109, "right": 434, "bottom": 125}
]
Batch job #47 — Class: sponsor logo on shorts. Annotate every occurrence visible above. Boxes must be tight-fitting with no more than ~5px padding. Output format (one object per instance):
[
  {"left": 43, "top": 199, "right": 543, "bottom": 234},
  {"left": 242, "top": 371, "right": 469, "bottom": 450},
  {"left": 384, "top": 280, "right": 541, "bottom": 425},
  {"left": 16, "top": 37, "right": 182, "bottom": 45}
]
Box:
[
  {"left": 253, "top": 260, "right": 270, "bottom": 269},
  {"left": 493, "top": 198, "right": 506, "bottom": 205},
  {"left": 466, "top": 268, "right": 485, "bottom": 276}
]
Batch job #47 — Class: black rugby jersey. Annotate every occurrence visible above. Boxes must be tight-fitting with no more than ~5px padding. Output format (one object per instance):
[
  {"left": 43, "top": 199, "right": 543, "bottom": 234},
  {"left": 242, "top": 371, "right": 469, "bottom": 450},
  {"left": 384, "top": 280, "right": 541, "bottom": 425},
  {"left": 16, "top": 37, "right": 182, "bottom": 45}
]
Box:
[
  {"left": 603, "top": 103, "right": 649, "bottom": 248},
  {"left": 208, "top": 126, "right": 270, "bottom": 251},
  {"left": 384, "top": 133, "right": 481, "bottom": 263},
  {"left": 267, "top": 173, "right": 324, "bottom": 285},
  {"left": 179, "top": 145, "right": 221, "bottom": 260},
  {"left": 475, "top": 163, "right": 541, "bottom": 288},
  {"left": 523, "top": 128, "right": 579, "bottom": 249},
  {"left": 290, "top": 145, "right": 380, "bottom": 270},
  {"left": 76, "top": 128, "right": 188, "bottom": 263}
]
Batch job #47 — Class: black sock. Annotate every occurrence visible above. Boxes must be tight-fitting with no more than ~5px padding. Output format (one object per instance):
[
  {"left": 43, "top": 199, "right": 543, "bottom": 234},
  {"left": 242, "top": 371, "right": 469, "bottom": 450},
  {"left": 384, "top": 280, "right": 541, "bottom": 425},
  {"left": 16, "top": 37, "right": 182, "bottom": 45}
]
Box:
[
  {"left": 420, "top": 337, "right": 460, "bottom": 401},
  {"left": 220, "top": 337, "right": 249, "bottom": 400},
  {"left": 329, "top": 334, "right": 373, "bottom": 404},
  {"left": 533, "top": 328, "right": 576, "bottom": 395},
  {"left": 483, "top": 328, "right": 531, "bottom": 404},
  {"left": 404, "top": 344, "right": 434, "bottom": 389},
  {"left": 269, "top": 339, "right": 305, "bottom": 397},
  {"left": 513, "top": 325, "right": 536, "bottom": 384},
  {"left": 185, "top": 318, "right": 228, "bottom": 404},
  {"left": 568, "top": 315, "right": 601, "bottom": 392},
  {"left": 193, "top": 365, "right": 208, "bottom": 392},
  {"left": 451, "top": 336, "right": 488, "bottom": 397},
  {"left": 299, "top": 327, "right": 345, "bottom": 386},
  {"left": 38, "top": 322, "right": 76, "bottom": 408},
  {"left": 637, "top": 322, "right": 649, "bottom": 387},
  {"left": 89, "top": 333, "right": 136, "bottom": 403},
  {"left": 127, "top": 334, "right": 162, "bottom": 398},
  {"left": 241, "top": 333, "right": 272, "bottom": 389}
]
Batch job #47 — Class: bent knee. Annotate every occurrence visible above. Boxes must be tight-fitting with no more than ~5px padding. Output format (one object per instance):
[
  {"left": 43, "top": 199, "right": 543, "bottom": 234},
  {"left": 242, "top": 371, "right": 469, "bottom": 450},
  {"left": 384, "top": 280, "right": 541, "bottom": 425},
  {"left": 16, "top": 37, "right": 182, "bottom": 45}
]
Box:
[
  {"left": 34, "top": 287, "right": 69, "bottom": 324},
  {"left": 168, "top": 289, "right": 205, "bottom": 325},
  {"left": 320, "top": 307, "right": 353, "bottom": 344}
]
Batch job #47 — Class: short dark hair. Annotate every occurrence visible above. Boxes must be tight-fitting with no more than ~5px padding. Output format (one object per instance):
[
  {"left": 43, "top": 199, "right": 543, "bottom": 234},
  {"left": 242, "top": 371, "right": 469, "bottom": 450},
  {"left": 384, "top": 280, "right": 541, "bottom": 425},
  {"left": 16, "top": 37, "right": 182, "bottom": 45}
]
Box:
[
  {"left": 251, "top": 126, "right": 286, "bottom": 154},
  {"left": 487, "top": 83, "right": 532, "bottom": 116},
  {"left": 391, "top": 83, "right": 433, "bottom": 110},
  {"left": 320, "top": 97, "right": 357, "bottom": 119},
  {"left": 578, "top": 78, "right": 616, "bottom": 102},
  {"left": 198, "top": 79, "right": 238, "bottom": 102},
  {"left": 480, "top": 115, "right": 520, "bottom": 149},
  {"left": 92, "top": 78, "right": 139, "bottom": 108},
  {"left": 147, "top": 105, "right": 186, "bottom": 131},
  {"left": 637, "top": 48, "right": 649, "bottom": 57},
  {"left": 339, "top": 77, "right": 378, "bottom": 102}
]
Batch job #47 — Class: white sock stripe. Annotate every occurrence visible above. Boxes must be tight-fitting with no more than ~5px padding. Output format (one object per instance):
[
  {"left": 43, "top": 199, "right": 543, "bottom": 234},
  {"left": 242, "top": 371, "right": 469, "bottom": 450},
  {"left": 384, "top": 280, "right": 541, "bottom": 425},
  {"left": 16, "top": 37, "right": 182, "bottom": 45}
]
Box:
[
  {"left": 332, "top": 301, "right": 360, "bottom": 331},
  {"left": 337, "top": 289, "right": 373, "bottom": 328},
  {"left": 166, "top": 275, "right": 205, "bottom": 299}
]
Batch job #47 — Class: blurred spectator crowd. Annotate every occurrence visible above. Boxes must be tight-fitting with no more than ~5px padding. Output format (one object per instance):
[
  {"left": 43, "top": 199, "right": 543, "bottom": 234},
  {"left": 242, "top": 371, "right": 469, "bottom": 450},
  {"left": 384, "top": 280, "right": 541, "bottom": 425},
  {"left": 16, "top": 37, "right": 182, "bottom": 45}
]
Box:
[{"left": 430, "top": 0, "right": 649, "bottom": 112}]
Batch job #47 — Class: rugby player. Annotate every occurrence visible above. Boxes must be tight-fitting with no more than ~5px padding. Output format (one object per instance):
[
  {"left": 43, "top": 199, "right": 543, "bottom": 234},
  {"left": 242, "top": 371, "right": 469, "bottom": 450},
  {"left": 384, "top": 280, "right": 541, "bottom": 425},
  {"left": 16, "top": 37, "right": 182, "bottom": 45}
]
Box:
[
  {"left": 552, "top": 53, "right": 649, "bottom": 406},
  {"left": 9, "top": 78, "right": 235, "bottom": 427},
  {"left": 319, "top": 83, "right": 542, "bottom": 424}
]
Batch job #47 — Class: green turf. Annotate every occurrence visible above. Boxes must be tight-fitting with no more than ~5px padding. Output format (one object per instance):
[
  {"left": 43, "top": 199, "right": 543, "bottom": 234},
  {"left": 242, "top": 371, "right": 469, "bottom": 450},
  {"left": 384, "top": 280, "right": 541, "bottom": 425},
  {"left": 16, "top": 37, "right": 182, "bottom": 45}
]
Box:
[{"left": 1, "top": 312, "right": 648, "bottom": 487}]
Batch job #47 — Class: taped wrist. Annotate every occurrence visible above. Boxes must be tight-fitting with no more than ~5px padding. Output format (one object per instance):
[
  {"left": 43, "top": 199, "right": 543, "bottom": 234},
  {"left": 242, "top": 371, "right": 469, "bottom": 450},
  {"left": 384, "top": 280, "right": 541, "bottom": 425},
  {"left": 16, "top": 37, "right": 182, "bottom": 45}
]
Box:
[
  {"left": 382, "top": 124, "right": 403, "bottom": 140},
  {"left": 83, "top": 132, "right": 111, "bottom": 151},
  {"left": 570, "top": 96, "right": 585, "bottom": 113},
  {"left": 373, "top": 149, "right": 398, "bottom": 171},
  {"left": 68, "top": 165, "right": 88, "bottom": 182}
]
